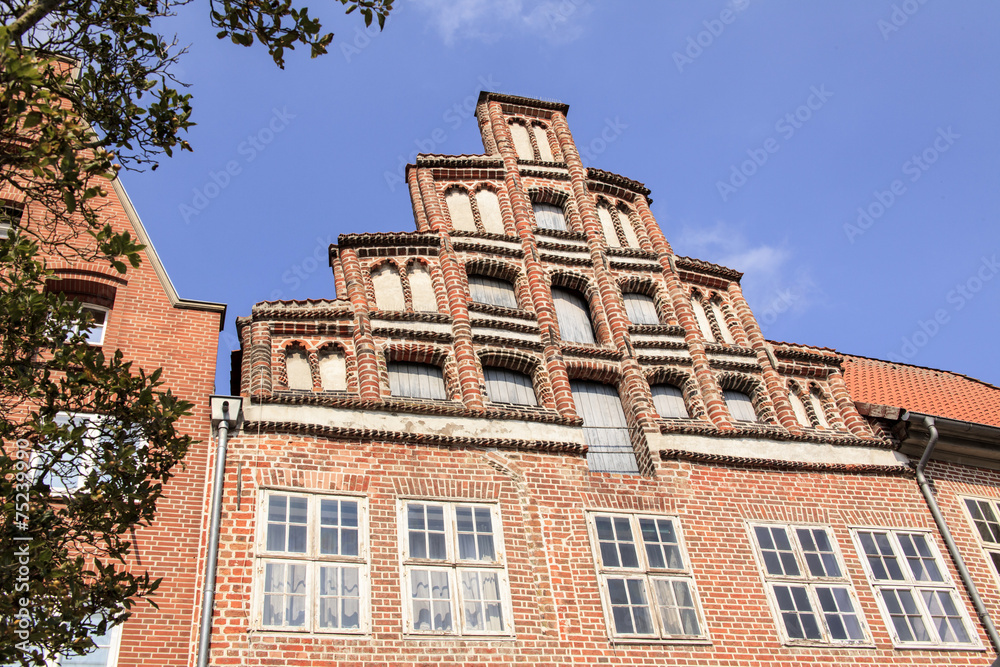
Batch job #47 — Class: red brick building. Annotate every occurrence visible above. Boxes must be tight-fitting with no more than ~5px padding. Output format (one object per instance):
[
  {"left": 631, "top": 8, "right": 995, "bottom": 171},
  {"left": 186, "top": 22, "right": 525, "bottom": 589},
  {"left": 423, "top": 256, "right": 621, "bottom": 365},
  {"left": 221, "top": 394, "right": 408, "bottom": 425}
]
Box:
[
  {"left": 3, "top": 178, "right": 225, "bottom": 666},
  {"left": 207, "top": 92, "right": 1000, "bottom": 666}
]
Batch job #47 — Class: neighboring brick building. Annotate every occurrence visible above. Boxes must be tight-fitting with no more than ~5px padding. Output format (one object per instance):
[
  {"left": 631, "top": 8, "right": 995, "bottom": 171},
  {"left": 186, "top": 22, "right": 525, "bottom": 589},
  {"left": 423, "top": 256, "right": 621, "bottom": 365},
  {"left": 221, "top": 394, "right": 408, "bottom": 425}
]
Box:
[
  {"left": 208, "top": 92, "right": 1000, "bottom": 665},
  {"left": 3, "top": 179, "right": 225, "bottom": 666}
]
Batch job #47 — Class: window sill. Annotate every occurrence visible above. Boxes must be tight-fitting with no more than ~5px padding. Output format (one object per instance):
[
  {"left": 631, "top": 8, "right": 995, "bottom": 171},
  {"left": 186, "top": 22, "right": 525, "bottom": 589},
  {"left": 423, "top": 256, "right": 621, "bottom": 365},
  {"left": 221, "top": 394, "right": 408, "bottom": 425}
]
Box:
[{"left": 608, "top": 637, "right": 712, "bottom": 646}]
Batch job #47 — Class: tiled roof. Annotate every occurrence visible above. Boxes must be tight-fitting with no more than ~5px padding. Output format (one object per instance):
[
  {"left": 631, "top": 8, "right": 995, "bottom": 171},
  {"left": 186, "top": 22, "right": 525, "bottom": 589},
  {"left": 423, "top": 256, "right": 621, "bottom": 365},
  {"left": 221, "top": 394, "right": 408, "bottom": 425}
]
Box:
[{"left": 842, "top": 355, "right": 1000, "bottom": 428}]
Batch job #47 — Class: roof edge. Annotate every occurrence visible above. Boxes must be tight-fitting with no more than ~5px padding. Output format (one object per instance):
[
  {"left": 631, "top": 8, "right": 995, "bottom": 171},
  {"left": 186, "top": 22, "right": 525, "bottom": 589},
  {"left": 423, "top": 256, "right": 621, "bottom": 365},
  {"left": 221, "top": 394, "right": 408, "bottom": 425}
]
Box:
[{"left": 111, "top": 178, "right": 227, "bottom": 328}]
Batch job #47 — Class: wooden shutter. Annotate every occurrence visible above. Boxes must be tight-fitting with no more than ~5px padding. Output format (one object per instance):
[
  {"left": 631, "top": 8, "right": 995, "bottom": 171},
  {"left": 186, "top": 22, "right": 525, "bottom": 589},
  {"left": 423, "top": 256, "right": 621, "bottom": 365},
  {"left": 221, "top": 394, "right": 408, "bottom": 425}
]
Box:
[
  {"left": 723, "top": 390, "right": 757, "bottom": 422},
  {"left": 623, "top": 293, "right": 660, "bottom": 325},
  {"left": 388, "top": 362, "right": 447, "bottom": 400},
  {"left": 552, "top": 288, "right": 596, "bottom": 344},
  {"left": 532, "top": 203, "right": 566, "bottom": 231},
  {"left": 468, "top": 276, "right": 518, "bottom": 309},
  {"left": 484, "top": 367, "right": 537, "bottom": 406},
  {"left": 651, "top": 384, "right": 688, "bottom": 418},
  {"left": 571, "top": 381, "right": 638, "bottom": 473}
]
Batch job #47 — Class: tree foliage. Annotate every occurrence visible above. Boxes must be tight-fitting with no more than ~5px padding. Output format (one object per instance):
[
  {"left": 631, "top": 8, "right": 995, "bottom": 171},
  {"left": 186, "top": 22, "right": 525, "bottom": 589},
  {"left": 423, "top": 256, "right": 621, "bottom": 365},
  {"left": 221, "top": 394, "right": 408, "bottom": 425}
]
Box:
[{"left": 0, "top": 0, "right": 392, "bottom": 663}]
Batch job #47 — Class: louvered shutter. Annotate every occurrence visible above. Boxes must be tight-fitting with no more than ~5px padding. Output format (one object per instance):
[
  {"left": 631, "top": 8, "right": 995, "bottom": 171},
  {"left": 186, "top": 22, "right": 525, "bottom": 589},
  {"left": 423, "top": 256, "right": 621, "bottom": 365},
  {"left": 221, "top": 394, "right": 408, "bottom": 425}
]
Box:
[
  {"left": 552, "top": 288, "right": 596, "bottom": 344},
  {"left": 571, "top": 381, "right": 638, "bottom": 473}
]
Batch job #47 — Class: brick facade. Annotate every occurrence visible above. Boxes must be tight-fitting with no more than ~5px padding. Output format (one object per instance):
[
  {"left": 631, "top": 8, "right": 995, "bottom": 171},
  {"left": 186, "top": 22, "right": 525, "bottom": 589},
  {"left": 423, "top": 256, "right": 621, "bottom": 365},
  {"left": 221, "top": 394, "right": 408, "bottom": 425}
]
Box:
[
  {"left": 3, "top": 177, "right": 225, "bottom": 666},
  {"left": 210, "top": 92, "right": 1000, "bottom": 665}
]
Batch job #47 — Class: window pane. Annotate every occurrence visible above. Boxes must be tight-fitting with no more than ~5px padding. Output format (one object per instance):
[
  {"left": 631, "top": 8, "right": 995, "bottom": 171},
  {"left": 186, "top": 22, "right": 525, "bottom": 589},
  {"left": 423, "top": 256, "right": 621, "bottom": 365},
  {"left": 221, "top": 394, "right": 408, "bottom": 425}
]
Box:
[
  {"left": 533, "top": 203, "right": 566, "bottom": 230},
  {"left": 318, "top": 566, "right": 362, "bottom": 630},
  {"left": 921, "top": 589, "right": 970, "bottom": 643},
  {"left": 623, "top": 293, "right": 659, "bottom": 325},
  {"left": 651, "top": 384, "right": 688, "bottom": 419},
  {"left": 56, "top": 624, "right": 117, "bottom": 667},
  {"left": 606, "top": 577, "right": 654, "bottom": 635},
  {"left": 898, "top": 533, "right": 943, "bottom": 582},
  {"left": 755, "top": 526, "right": 800, "bottom": 576},
  {"left": 858, "top": 531, "right": 904, "bottom": 581},
  {"left": 595, "top": 515, "right": 639, "bottom": 568},
  {"left": 460, "top": 570, "right": 505, "bottom": 633},
  {"left": 640, "top": 518, "right": 682, "bottom": 570},
  {"left": 388, "top": 362, "right": 448, "bottom": 400},
  {"left": 882, "top": 588, "right": 930, "bottom": 643},
  {"left": 966, "top": 499, "right": 1000, "bottom": 544},
  {"left": 263, "top": 562, "right": 306, "bottom": 628},
  {"left": 266, "top": 495, "right": 307, "bottom": 553},
  {"left": 410, "top": 568, "right": 452, "bottom": 632},
  {"left": 484, "top": 367, "right": 537, "bottom": 407},
  {"left": 816, "top": 586, "right": 865, "bottom": 641},
  {"left": 456, "top": 506, "right": 496, "bottom": 562},
  {"left": 552, "top": 288, "right": 596, "bottom": 344},
  {"left": 320, "top": 499, "right": 359, "bottom": 557},
  {"left": 653, "top": 578, "right": 700, "bottom": 636},
  {"left": 797, "top": 528, "right": 841, "bottom": 578},
  {"left": 774, "top": 585, "right": 821, "bottom": 640},
  {"left": 407, "top": 503, "right": 447, "bottom": 560}
]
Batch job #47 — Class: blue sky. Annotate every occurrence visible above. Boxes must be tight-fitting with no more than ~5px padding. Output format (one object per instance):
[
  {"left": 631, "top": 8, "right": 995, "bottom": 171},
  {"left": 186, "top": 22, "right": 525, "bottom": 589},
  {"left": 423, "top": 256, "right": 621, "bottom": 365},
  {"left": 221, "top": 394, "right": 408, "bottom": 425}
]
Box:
[{"left": 119, "top": 0, "right": 1000, "bottom": 393}]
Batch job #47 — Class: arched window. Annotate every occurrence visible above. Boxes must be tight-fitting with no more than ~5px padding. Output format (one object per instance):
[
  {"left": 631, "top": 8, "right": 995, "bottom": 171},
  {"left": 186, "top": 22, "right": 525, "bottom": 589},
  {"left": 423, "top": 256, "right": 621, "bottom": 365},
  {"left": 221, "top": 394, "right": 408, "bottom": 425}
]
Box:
[
  {"left": 372, "top": 264, "right": 405, "bottom": 311},
  {"left": 68, "top": 305, "right": 109, "bottom": 346},
  {"left": 469, "top": 275, "right": 518, "bottom": 309},
  {"left": 788, "top": 390, "right": 811, "bottom": 427},
  {"left": 285, "top": 348, "right": 312, "bottom": 390},
  {"left": 711, "top": 301, "right": 736, "bottom": 344},
  {"left": 616, "top": 207, "right": 641, "bottom": 247},
  {"left": 532, "top": 202, "right": 566, "bottom": 231},
  {"left": 408, "top": 264, "right": 438, "bottom": 312},
  {"left": 690, "top": 297, "right": 715, "bottom": 342},
  {"left": 809, "top": 390, "right": 831, "bottom": 429},
  {"left": 723, "top": 390, "right": 757, "bottom": 422},
  {"left": 484, "top": 367, "right": 537, "bottom": 406},
  {"left": 388, "top": 362, "right": 447, "bottom": 400},
  {"left": 445, "top": 189, "right": 476, "bottom": 232},
  {"left": 475, "top": 189, "right": 505, "bottom": 235},
  {"left": 318, "top": 349, "right": 347, "bottom": 391},
  {"left": 651, "top": 384, "right": 688, "bottom": 419},
  {"left": 623, "top": 293, "right": 660, "bottom": 325},
  {"left": 552, "top": 287, "right": 596, "bottom": 344},
  {"left": 571, "top": 380, "right": 638, "bottom": 474},
  {"left": 509, "top": 123, "right": 533, "bottom": 160},
  {"left": 597, "top": 204, "right": 620, "bottom": 247},
  {"left": 532, "top": 125, "right": 554, "bottom": 161}
]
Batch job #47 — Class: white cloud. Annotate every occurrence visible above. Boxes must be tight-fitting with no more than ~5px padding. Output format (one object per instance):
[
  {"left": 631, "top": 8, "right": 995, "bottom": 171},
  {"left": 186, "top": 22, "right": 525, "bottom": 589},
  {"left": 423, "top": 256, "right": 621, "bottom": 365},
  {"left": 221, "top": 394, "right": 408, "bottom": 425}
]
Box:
[
  {"left": 412, "top": 0, "right": 592, "bottom": 46},
  {"left": 674, "top": 220, "right": 819, "bottom": 335}
]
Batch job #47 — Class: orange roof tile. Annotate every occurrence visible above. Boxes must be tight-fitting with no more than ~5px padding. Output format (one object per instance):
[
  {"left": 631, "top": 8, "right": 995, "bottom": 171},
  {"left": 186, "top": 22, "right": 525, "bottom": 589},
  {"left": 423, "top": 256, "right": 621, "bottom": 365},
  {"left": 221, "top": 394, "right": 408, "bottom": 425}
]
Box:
[{"left": 842, "top": 355, "right": 1000, "bottom": 428}]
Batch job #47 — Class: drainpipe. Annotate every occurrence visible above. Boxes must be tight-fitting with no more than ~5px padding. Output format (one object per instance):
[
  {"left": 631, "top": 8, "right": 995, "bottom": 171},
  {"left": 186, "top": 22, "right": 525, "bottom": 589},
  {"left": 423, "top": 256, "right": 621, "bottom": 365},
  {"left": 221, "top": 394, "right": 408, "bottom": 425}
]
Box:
[
  {"left": 198, "top": 396, "right": 243, "bottom": 667},
  {"left": 908, "top": 412, "right": 1000, "bottom": 656}
]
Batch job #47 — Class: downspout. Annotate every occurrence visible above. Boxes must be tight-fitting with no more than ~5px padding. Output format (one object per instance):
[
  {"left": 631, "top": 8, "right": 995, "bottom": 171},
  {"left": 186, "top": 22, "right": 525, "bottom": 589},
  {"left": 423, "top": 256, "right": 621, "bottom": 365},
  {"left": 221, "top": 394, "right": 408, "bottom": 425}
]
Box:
[
  {"left": 198, "top": 397, "right": 242, "bottom": 667},
  {"left": 910, "top": 413, "right": 1000, "bottom": 655}
]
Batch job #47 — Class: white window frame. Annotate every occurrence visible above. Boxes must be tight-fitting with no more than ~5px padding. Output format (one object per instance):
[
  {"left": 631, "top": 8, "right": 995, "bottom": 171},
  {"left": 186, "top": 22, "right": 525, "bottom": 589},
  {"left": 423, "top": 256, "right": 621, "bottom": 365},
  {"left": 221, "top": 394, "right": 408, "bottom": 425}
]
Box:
[
  {"left": 68, "top": 304, "right": 109, "bottom": 346},
  {"left": 397, "top": 499, "right": 513, "bottom": 637},
  {"left": 747, "top": 522, "right": 871, "bottom": 646},
  {"left": 253, "top": 489, "right": 370, "bottom": 634},
  {"left": 31, "top": 413, "right": 104, "bottom": 495},
  {"left": 50, "top": 623, "right": 122, "bottom": 666},
  {"left": 960, "top": 495, "right": 1000, "bottom": 587},
  {"left": 851, "top": 527, "right": 980, "bottom": 649},
  {"left": 586, "top": 511, "right": 709, "bottom": 643}
]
